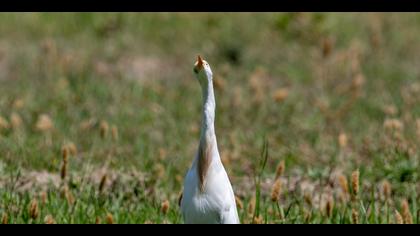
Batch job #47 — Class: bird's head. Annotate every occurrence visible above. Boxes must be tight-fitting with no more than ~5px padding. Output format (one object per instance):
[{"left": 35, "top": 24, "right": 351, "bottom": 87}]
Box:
[{"left": 193, "top": 55, "right": 213, "bottom": 86}]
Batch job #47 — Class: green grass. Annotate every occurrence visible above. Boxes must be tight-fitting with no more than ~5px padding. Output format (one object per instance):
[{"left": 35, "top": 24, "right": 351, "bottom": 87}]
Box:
[{"left": 0, "top": 13, "right": 419, "bottom": 224}]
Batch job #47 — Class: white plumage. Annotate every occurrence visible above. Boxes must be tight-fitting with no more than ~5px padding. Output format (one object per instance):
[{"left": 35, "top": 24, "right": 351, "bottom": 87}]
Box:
[{"left": 180, "top": 55, "right": 239, "bottom": 224}]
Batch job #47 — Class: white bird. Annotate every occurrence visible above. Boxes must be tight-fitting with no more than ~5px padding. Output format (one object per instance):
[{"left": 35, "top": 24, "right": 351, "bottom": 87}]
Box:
[{"left": 180, "top": 55, "right": 240, "bottom": 224}]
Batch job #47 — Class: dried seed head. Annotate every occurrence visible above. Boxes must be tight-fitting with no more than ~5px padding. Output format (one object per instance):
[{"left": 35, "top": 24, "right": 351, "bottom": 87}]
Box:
[
  {"left": 40, "top": 191, "right": 48, "bottom": 205},
  {"left": 99, "top": 121, "right": 109, "bottom": 139},
  {"left": 56, "top": 166, "right": 68, "bottom": 183},
  {"left": 322, "top": 36, "right": 334, "bottom": 58},
  {"left": 29, "top": 199, "right": 39, "bottom": 220},
  {"left": 249, "top": 68, "right": 267, "bottom": 105},
  {"left": 111, "top": 125, "right": 119, "bottom": 141},
  {"left": 383, "top": 118, "right": 403, "bottom": 132},
  {"left": 275, "top": 160, "right": 285, "bottom": 180},
  {"left": 383, "top": 105, "right": 398, "bottom": 116},
  {"left": 61, "top": 145, "right": 69, "bottom": 160},
  {"left": 235, "top": 195, "right": 243, "bottom": 210},
  {"left": 338, "top": 174, "right": 349, "bottom": 195},
  {"left": 1, "top": 213, "right": 8, "bottom": 224},
  {"left": 325, "top": 196, "right": 334, "bottom": 218},
  {"left": 12, "top": 98, "right": 24, "bottom": 109},
  {"left": 381, "top": 180, "right": 391, "bottom": 200},
  {"left": 338, "top": 133, "right": 348, "bottom": 148},
  {"left": 35, "top": 114, "right": 54, "bottom": 132},
  {"left": 99, "top": 174, "right": 108, "bottom": 193},
  {"left": 352, "top": 208, "right": 359, "bottom": 224},
  {"left": 158, "top": 148, "right": 167, "bottom": 161},
  {"left": 60, "top": 155, "right": 68, "bottom": 180},
  {"left": 66, "top": 190, "right": 75, "bottom": 205},
  {"left": 44, "top": 215, "right": 55, "bottom": 224},
  {"left": 401, "top": 199, "right": 413, "bottom": 224},
  {"left": 95, "top": 217, "right": 101, "bottom": 224},
  {"left": 252, "top": 215, "right": 263, "bottom": 224},
  {"left": 106, "top": 213, "right": 114, "bottom": 224},
  {"left": 10, "top": 112, "right": 23, "bottom": 129},
  {"left": 60, "top": 185, "right": 74, "bottom": 205},
  {"left": 80, "top": 118, "right": 96, "bottom": 131},
  {"left": 67, "top": 142, "right": 77, "bottom": 156},
  {"left": 273, "top": 88, "right": 289, "bottom": 103},
  {"left": 270, "top": 179, "right": 282, "bottom": 202},
  {"left": 401, "top": 200, "right": 411, "bottom": 221},
  {"left": 161, "top": 200, "right": 170, "bottom": 214},
  {"left": 351, "top": 170, "right": 360, "bottom": 200},
  {"left": 248, "top": 196, "right": 256, "bottom": 215},
  {"left": 249, "top": 68, "right": 266, "bottom": 92},
  {"left": 395, "top": 210, "right": 403, "bottom": 224}
]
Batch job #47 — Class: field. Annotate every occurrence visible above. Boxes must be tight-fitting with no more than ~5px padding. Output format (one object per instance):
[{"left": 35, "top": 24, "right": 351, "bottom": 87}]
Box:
[{"left": 0, "top": 13, "right": 419, "bottom": 224}]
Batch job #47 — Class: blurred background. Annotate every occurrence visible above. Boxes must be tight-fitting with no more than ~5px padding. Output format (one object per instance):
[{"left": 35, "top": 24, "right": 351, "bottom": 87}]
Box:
[{"left": 0, "top": 13, "right": 419, "bottom": 223}]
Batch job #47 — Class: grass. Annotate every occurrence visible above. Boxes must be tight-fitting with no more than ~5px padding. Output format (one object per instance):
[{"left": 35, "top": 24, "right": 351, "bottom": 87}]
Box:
[{"left": 0, "top": 12, "right": 419, "bottom": 224}]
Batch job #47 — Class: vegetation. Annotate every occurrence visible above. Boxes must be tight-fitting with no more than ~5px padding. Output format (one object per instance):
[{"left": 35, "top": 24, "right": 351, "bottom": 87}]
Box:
[{"left": 0, "top": 13, "right": 419, "bottom": 224}]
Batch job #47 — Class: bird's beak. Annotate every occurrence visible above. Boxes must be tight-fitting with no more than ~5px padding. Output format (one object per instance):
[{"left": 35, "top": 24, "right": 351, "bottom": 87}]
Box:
[
  {"left": 194, "top": 55, "right": 204, "bottom": 74},
  {"left": 197, "top": 55, "right": 204, "bottom": 67}
]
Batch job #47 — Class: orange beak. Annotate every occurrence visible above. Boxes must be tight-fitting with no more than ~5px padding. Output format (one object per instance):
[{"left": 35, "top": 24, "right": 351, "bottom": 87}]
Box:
[
  {"left": 194, "top": 55, "right": 204, "bottom": 73},
  {"left": 195, "top": 55, "right": 204, "bottom": 69},
  {"left": 196, "top": 55, "right": 204, "bottom": 68}
]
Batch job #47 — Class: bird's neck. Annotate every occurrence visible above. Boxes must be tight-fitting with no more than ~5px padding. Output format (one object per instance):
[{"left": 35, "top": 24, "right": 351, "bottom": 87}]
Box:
[
  {"left": 196, "top": 78, "right": 218, "bottom": 192},
  {"left": 200, "top": 80, "right": 216, "bottom": 148}
]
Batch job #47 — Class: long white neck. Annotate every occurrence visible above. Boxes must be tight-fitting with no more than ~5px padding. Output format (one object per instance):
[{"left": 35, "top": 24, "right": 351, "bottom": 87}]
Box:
[
  {"left": 199, "top": 78, "right": 217, "bottom": 150},
  {"left": 195, "top": 68, "right": 219, "bottom": 191}
]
